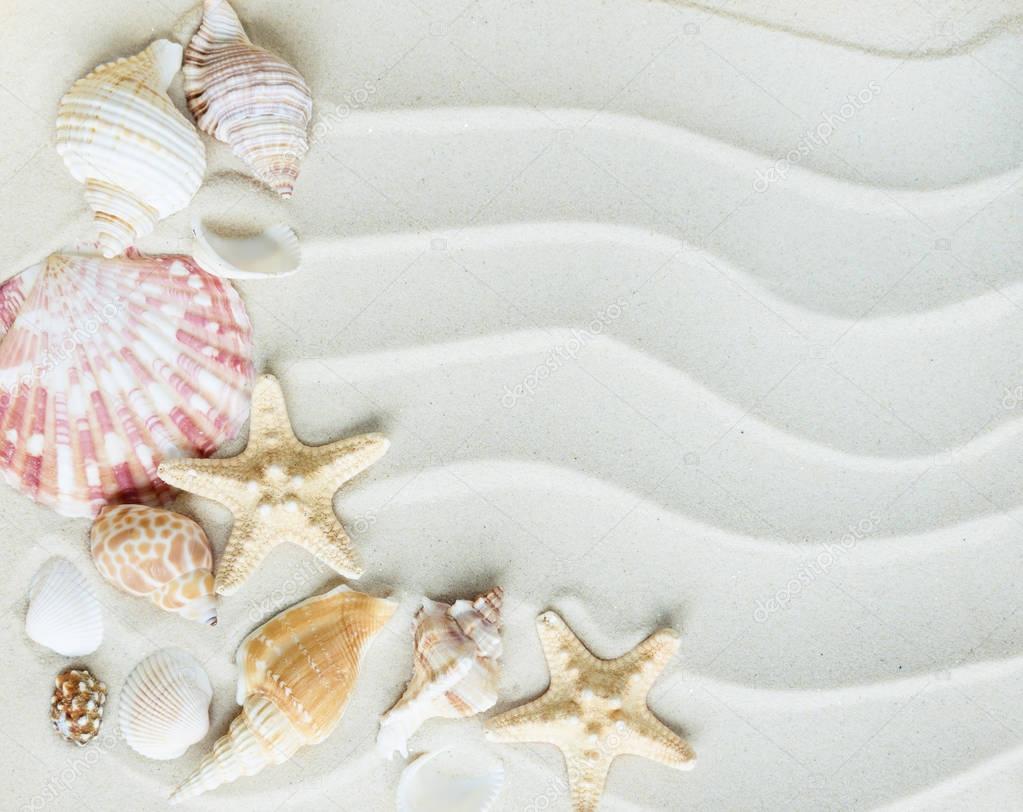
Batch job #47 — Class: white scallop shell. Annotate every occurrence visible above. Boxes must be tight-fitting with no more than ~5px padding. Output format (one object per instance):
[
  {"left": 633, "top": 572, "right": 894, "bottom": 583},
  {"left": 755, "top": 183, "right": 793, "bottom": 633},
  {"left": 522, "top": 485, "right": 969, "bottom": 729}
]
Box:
[
  {"left": 191, "top": 220, "right": 301, "bottom": 279},
  {"left": 119, "top": 648, "right": 213, "bottom": 760},
  {"left": 25, "top": 558, "right": 103, "bottom": 657},
  {"left": 56, "top": 40, "right": 206, "bottom": 258},
  {"left": 397, "top": 747, "right": 505, "bottom": 812}
]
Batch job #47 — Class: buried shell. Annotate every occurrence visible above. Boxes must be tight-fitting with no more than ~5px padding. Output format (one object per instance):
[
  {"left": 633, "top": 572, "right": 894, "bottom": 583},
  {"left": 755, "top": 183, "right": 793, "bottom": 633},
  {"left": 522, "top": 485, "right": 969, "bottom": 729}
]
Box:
[
  {"left": 91, "top": 505, "right": 218, "bottom": 625},
  {"left": 378, "top": 588, "right": 503, "bottom": 759},
  {"left": 120, "top": 649, "right": 213, "bottom": 760},
  {"left": 191, "top": 219, "right": 301, "bottom": 279},
  {"left": 0, "top": 251, "right": 253, "bottom": 517},
  {"left": 56, "top": 40, "right": 205, "bottom": 257},
  {"left": 184, "top": 0, "right": 312, "bottom": 197},
  {"left": 25, "top": 557, "right": 103, "bottom": 657},
  {"left": 51, "top": 668, "right": 106, "bottom": 745},
  {"left": 397, "top": 747, "right": 505, "bottom": 812},
  {"left": 169, "top": 585, "right": 396, "bottom": 802}
]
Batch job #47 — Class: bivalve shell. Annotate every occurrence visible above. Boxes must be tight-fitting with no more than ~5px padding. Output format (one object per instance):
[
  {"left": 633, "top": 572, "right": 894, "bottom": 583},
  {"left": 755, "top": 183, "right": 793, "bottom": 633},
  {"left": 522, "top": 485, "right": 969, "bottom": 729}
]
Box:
[
  {"left": 397, "top": 747, "right": 505, "bottom": 812},
  {"left": 25, "top": 557, "right": 103, "bottom": 657}
]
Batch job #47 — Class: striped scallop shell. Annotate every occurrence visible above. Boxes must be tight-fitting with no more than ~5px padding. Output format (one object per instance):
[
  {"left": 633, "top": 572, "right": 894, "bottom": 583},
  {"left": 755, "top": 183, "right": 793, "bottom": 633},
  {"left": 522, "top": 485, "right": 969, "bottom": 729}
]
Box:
[
  {"left": 120, "top": 649, "right": 213, "bottom": 760},
  {"left": 56, "top": 40, "right": 206, "bottom": 258},
  {"left": 25, "top": 557, "right": 104, "bottom": 657},
  {"left": 378, "top": 588, "right": 504, "bottom": 759},
  {"left": 91, "top": 505, "right": 218, "bottom": 625},
  {"left": 0, "top": 251, "right": 253, "bottom": 518},
  {"left": 184, "top": 0, "right": 312, "bottom": 198}
]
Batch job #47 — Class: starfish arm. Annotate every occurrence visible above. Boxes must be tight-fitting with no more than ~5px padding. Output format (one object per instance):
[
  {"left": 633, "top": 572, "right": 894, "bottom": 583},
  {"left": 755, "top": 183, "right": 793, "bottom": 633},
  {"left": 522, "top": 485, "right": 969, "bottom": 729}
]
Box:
[
  {"left": 293, "top": 511, "right": 364, "bottom": 579},
  {"left": 620, "top": 712, "right": 696, "bottom": 769},
  {"left": 310, "top": 433, "right": 389, "bottom": 490},
  {"left": 157, "top": 457, "right": 253, "bottom": 509},
  {"left": 536, "top": 611, "right": 597, "bottom": 677},
  {"left": 612, "top": 628, "right": 679, "bottom": 693},
  {"left": 485, "top": 693, "right": 576, "bottom": 746},
  {"left": 563, "top": 748, "right": 616, "bottom": 812},
  {"left": 214, "top": 515, "right": 272, "bottom": 596},
  {"left": 246, "top": 374, "right": 299, "bottom": 444}
]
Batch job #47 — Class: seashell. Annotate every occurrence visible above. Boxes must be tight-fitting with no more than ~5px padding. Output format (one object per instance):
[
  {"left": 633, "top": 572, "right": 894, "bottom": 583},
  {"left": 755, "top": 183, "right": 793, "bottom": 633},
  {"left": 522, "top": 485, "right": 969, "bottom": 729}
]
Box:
[
  {"left": 56, "top": 40, "right": 206, "bottom": 258},
  {"left": 120, "top": 649, "right": 213, "bottom": 760},
  {"left": 184, "top": 0, "right": 313, "bottom": 197},
  {"left": 191, "top": 219, "right": 301, "bottom": 280},
  {"left": 169, "top": 585, "right": 396, "bottom": 802},
  {"left": 397, "top": 747, "right": 505, "bottom": 812},
  {"left": 25, "top": 557, "right": 103, "bottom": 657},
  {"left": 0, "top": 251, "right": 254, "bottom": 518},
  {"left": 51, "top": 668, "right": 106, "bottom": 745},
  {"left": 378, "top": 588, "right": 503, "bottom": 759},
  {"left": 91, "top": 505, "right": 219, "bottom": 626}
]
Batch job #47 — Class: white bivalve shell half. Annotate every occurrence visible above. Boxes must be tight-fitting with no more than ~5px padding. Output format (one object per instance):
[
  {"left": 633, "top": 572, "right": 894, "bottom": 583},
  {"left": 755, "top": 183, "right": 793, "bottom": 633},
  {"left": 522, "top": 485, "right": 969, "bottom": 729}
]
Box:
[
  {"left": 56, "top": 40, "right": 206, "bottom": 258},
  {"left": 397, "top": 747, "right": 505, "bottom": 812},
  {"left": 378, "top": 588, "right": 503, "bottom": 759},
  {"left": 25, "top": 557, "right": 104, "bottom": 657},
  {"left": 185, "top": 0, "right": 313, "bottom": 197},
  {"left": 0, "top": 251, "right": 254, "bottom": 517},
  {"left": 120, "top": 649, "right": 213, "bottom": 760},
  {"left": 192, "top": 220, "right": 301, "bottom": 279}
]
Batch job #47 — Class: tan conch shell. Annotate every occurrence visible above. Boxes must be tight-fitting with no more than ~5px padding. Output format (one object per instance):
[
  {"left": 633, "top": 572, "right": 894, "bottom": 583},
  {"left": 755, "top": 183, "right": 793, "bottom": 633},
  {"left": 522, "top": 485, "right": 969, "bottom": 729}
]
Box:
[
  {"left": 184, "top": 0, "right": 313, "bottom": 197},
  {"left": 56, "top": 40, "right": 206, "bottom": 257},
  {"left": 169, "top": 585, "right": 396, "bottom": 802},
  {"left": 90, "top": 505, "right": 219, "bottom": 626},
  {"left": 378, "top": 588, "right": 503, "bottom": 759}
]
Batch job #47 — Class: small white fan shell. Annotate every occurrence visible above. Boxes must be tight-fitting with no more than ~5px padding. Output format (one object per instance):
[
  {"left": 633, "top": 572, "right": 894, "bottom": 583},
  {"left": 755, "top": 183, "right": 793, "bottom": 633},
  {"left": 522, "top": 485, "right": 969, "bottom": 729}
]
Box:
[
  {"left": 25, "top": 558, "right": 103, "bottom": 657},
  {"left": 397, "top": 747, "right": 505, "bottom": 812}
]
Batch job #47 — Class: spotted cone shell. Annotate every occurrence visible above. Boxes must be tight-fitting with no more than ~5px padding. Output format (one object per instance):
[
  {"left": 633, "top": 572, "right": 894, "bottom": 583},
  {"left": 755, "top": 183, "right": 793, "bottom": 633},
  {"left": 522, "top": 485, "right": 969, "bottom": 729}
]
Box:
[
  {"left": 378, "top": 588, "right": 504, "bottom": 759},
  {"left": 184, "top": 0, "right": 312, "bottom": 197},
  {"left": 169, "top": 585, "right": 396, "bottom": 802},
  {"left": 0, "top": 251, "right": 254, "bottom": 517},
  {"left": 91, "top": 505, "right": 219, "bottom": 625},
  {"left": 56, "top": 40, "right": 206, "bottom": 258}
]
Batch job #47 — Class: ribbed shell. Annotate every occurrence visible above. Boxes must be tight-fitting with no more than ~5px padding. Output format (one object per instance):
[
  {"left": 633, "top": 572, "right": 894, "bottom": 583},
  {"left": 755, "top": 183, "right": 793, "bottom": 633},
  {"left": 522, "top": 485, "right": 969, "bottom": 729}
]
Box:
[
  {"left": 0, "top": 251, "right": 254, "bottom": 517},
  {"left": 25, "top": 557, "right": 104, "bottom": 657},
  {"left": 91, "top": 505, "right": 218, "bottom": 625},
  {"left": 378, "top": 588, "right": 503, "bottom": 759},
  {"left": 56, "top": 40, "right": 206, "bottom": 258},
  {"left": 169, "top": 585, "right": 396, "bottom": 802},
  {"left": 120, "top": 649, "right": 213, "bottom": 760},
  {"left": 184, "top": 0, "right": 312, "bottom": 197}
]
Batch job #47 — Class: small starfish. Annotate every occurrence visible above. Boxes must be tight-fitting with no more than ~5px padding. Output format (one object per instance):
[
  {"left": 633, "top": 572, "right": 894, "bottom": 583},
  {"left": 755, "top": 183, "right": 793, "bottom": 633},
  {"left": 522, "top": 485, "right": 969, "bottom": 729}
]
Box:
[
  {"left": 157, "top": 374, "right": 388, "bottom": 595},
  {"left": 485, "top": 611, "right": 695, "bottom": 811}
]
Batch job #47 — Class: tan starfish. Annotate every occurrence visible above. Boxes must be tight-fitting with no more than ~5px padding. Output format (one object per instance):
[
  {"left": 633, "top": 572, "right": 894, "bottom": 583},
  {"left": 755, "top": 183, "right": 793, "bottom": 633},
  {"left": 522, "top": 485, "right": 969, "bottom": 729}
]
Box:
[
  {"left": 157, "top": 374, "right": 388, "bottom": 595},
  {"left": 485, "top": 611, "right": 695, "bottom": 811}
]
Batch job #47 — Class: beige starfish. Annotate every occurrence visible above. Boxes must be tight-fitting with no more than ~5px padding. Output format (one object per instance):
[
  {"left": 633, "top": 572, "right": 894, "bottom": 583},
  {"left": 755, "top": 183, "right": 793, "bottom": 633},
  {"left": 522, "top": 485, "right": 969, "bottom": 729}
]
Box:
[
  {"left": 485, "top": 611, "right": 695, "bottom": 811},
  {"left": 157, "top": 374, "right": 388, "bottom": 595}
]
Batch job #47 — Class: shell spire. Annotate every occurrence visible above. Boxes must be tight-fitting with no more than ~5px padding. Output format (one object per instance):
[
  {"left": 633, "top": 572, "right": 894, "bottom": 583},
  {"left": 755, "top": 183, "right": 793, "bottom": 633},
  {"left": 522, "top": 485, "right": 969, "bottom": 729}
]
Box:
[
  {"left": 56, "top": 41, "right": 206, "bottom": 257},
  {"left": 170, "top": 585, "right": 396, "bottom": 802},
  {"left": 378, "top": 587, "right": 504, "bottom": 759},
  {"left": 184, "top": 0, "right": 313, "bottom": 197}
]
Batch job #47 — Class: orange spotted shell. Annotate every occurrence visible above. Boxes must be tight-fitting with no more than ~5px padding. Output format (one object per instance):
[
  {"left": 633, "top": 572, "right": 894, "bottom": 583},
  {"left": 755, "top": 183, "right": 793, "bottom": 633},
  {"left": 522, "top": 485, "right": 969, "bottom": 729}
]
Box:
[{"left": 90, "top": 504, "right": 218, "bottom": 625}]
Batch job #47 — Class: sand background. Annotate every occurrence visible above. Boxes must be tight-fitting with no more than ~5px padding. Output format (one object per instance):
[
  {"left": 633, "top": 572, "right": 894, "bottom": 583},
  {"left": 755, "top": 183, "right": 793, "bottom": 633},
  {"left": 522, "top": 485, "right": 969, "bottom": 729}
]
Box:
[{"left": 2, "top": 0, "right": 1023, "bottom": 809}]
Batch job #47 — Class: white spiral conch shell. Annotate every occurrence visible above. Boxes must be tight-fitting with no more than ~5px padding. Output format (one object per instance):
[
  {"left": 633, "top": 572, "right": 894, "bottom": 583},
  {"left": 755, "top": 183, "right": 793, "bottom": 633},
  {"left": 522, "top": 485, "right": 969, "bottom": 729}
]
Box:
[
  {"left": 378, "top": 588, "right": 503, "bottom": 759},
  {"left": 397, "top": 747, "right": 505, "bottom": 812},
  {"left": 184, "top": 0, "right": 313, "bottom": 197},
  {"left": 191, "top": 219, "right": 301, "bottom": 279},
  {"left": 169, "top": 585, "right": 396, "bottom": 803},
  {"left": 56, "top": 40, "right": 206, "bottom": 258},
  {"left": 120, "top": 649, "right": 213, "bottom": 760},
  {"left": 90, "top": 505, "right": 219, "bottom": 626},
  {"left": 25, "top": 558, "right": 104, "bottom": 657}
]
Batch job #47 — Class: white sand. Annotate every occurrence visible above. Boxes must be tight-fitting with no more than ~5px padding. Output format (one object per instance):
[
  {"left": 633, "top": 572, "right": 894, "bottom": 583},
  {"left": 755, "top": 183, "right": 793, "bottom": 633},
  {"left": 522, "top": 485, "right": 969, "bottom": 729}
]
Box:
[{"left": 2, "top": 0, "right": 1023, "bottom": 809}]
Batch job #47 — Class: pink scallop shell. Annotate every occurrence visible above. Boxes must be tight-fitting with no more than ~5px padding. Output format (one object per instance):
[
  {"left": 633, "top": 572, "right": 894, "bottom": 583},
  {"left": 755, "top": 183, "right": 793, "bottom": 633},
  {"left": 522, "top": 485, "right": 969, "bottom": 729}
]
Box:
[{"left": 0, "top": 250, "right": 254, "bottom": 517}]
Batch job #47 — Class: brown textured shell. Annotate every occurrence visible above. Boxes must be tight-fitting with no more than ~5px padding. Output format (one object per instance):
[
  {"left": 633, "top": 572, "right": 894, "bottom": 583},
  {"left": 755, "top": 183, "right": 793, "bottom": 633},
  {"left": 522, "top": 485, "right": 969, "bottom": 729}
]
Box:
[
  {"left": 236, "top": 585, "right": 397, "bottom": 744},
  {"left": 51, "top": 669, "right": 106, "bottom": 745}
]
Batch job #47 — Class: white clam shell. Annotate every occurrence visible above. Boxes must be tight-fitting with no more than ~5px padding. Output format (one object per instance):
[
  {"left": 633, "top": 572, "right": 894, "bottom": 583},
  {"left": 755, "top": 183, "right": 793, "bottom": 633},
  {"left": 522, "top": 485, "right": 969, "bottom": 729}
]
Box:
[
  {"left": 119, "top": 649, "right": 213, "bottom": 760},
  {"left": 191, "top": 220, "right": 301, "bottom": 279},
  {"left": 56, "top": 40, "right": 206, "bottom": 258},
  {"left": 397, "top": 747, "right": 505, "bottom": 812},
  {"left": 25, "top": 558, "right": 103, "bottom": 657}
]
